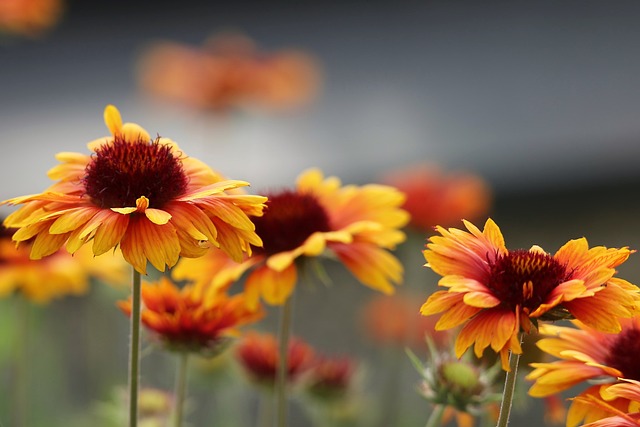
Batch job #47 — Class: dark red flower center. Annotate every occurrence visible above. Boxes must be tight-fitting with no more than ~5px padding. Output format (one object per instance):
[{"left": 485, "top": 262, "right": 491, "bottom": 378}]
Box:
[
  {"left": 83, "top": 136, "right": 189, "bottom": 209},
  {"left": 604, "top": 327, "right": 640, "bottom": 381},
  {"left": 251, "top": 190, "right": 332, "bottom": 256},
  {"left": 487, "top": 250, "right": 569, "bottom": 312}
]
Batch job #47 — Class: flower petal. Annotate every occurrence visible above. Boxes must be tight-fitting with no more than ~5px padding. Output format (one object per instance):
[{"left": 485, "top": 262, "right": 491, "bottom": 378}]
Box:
[{"left": 245, "top": 264, "right": 297, "bottom": 308}]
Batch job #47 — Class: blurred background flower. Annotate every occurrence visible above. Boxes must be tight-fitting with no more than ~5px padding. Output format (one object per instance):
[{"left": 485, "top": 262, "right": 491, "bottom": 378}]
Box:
[
  {"left": 381, "top": 163, "right": 492, "bottom": 233},
  {"left": 235, "top": 331, "right": 316, "bottom": 390},
  {"left": 137, "top": 32, "right": 321, "bottom": 114},
  {"left": 0, "top": 0, "right": 64, "bottom": 38}
]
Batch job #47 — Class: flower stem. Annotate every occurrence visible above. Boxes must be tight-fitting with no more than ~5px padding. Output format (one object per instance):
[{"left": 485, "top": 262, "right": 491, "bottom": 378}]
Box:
[
  {"left": 173, "top": 352, "right": 189, "bottom": 427},
  {"left": 425, "top": 404, "right": 445, "bottom": 427},
  {"left": 275, "top": 295, "right": 294, "bottom": 427},
  {"left": 128, "top": 269, "right": 142, "bottom": 427},
  {"left": 13, "top": 295, "right": 29, "bottom": 427},
  {"left": 495, "top": 334, "right": 524, "bottom": 427}
]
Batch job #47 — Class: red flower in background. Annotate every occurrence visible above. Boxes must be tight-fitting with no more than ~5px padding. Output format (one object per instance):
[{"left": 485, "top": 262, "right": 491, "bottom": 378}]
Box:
[
  {"left": 381, "top": 164, "right": 491, "bottom": 232},
  {"left": 235, "top": 331, "right": 315, "bottom": 387}
]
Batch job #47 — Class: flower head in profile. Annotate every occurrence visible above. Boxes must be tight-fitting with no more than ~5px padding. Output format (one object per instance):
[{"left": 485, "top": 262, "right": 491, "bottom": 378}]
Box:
[
  {"left": 137, "top": 32, "right": 321, "bottom": 113},
  {"left": 0, "top": 222, "right": 127, "bottom": 303},
  {"left": 304, "top": 355, "right": 357, "bottom": 402},
  {"left": 381, "top": 164, "right": 491, "bottom": 232},
  {"left": 2, "top": 105, "right": 266, "bottom": 274},
  {"left": 0, "top": 0, "right": 64, "bottom": 38},
  {"left": 527, "top": 317, "right": 640, "bottom": 426},
  {"left": 173, "top": 168, "right": 409, "bottom": 307},
  {"left": 118, "top": 276, "right": 263, "bottom": 356},
  {"left": 119, "top": 276, "right": 263, "bottom": 355},
  {"left": 421, "top": 218, "right": 640, "bottom": 371},
  {"left": 235, "top": 331, "right": 315, "bottom": 388}
]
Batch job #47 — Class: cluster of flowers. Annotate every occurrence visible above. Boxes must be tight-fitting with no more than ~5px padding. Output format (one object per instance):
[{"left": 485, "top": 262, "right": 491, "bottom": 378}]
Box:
[{"left": 3, "top": 103, "right": 640, "bottom": 427}]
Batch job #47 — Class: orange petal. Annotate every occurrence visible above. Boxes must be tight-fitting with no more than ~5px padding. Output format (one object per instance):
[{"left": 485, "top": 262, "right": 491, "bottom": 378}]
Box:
[
  {"left": 92, "top": 211, "right": 130, "bottom": 255},
  {"left": 245, "top": 264, "right": 297, "bottom": 307},
  {"left": 48, "top": 207, "right": 97, "bottom": 234}
]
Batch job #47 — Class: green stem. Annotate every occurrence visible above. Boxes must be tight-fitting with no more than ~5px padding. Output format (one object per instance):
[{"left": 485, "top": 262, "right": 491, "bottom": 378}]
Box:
[
  {"left": 13, "top": 295, "right": 29, "bottom": 427},
  {"left": 425, "top": 404, "right": 445, "bottom": 427},
  {"left": 275, "top": 296, "right": 294, "bottom": 427},
  {"left": 257, "top": 391, "right": 272, "bottom": 427},
  {"left": 128, "top": 269, "right": 142, "bottom": 427},
  {"left": 173, "top": 352, "right": 189, "bottom": 427},
  {"left": 495, "top": 334, "right": 524, "bottom": 427}
]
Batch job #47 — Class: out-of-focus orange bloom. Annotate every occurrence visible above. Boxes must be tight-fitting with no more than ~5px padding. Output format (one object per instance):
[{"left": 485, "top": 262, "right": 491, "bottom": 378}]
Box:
[
  {"left": 0, "top": 223, "right": 127, "bottom": 303},
  {"left": 235, "top": 331, "right": 315, "bottom": 387},
  {"left": 360, "top": 293, "right": 450, "bottom": 350},
  {"left": 381, "top": 164, "right": 491, "bottom": 232},
  {"left": 0, "top": 0, "right": 63, "bottom": 37},
  {"left": 118, "top": 277, "right": 264, "bottom": 355},
  {"left": 137, "top": 33, "right": 321, "bottom": 113}
]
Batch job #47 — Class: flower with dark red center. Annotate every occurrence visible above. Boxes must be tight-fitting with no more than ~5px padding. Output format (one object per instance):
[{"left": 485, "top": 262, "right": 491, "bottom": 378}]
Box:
[
  {"left": 118, "top": 276, "right": 263, "bottom": 355},
  {"left": 252, "top": 190, "right": 331, "bottom": 256},
  {"left": 421, "top": 218, "right": 640, "bottom": 371},
  {"left": 235, "top": 331, "right": 315, "bottom": 387},
  {"left": 527, "top": 317, "right": 640, "bottom": 426},
  {"left": 172, "top": 168, "right": 409, "bottom": 307},
  {"left": 2, "top": 105, "right": 267, "bottom": 274}
]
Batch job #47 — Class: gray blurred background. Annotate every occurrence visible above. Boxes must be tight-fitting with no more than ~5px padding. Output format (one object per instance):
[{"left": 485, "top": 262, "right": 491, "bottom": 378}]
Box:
[{"left": 2, "top": 1, "right": 640, "bottom": 426}]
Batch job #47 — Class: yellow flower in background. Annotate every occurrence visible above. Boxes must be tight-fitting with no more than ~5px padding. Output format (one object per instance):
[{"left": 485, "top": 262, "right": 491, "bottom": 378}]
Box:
[
  {"left": 173, "top": 168, "right": 409, "bottom": 307},
  {"left": 0, "top": 0, "right": 64, "bottom": 38},
  {"left": 527, "top": 317, "right": 640, "bottom": 426},
  {"left": 0, "top": 223, "right": 127, "bottom": 303},
  {"left": 421, "top": 218, "right": 640, "bottom": 371},
  {"left": 2, "top": 105, "right": 266, "bottom": 274},
  {"left": 118, "top": 276, "right": 264, "bottom": 356}
]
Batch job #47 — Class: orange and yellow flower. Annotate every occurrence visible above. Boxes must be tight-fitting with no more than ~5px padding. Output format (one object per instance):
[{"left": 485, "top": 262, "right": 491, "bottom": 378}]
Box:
[
  {"left": 0, "top": 223, "right": 127, "bottom": 303},
  {"left": 527, "top": 317, "right": 640, "bottom": 426},
  {"left": 0, "top": 0, "right": 64, "bottom": 37},
  {"left": 137, "top": 32, "right": 321, "bottom": 113},
  {"left": 381, "top": 163, "right": 491, "bottom": 232},
  {"left": 173, "top": 168, "right": 409, "bottom": 307},
  {"left": 235, "top": 331, "right": 316, "bottom": 387},
  {"left": 118, "top": 276, "right": 263, "bottom": 355},
  {"left": 572, "top": 379, "right": 640, "bottom": 427},
  {"left": 421, "top": 218, "right": 640, "bottom": 371},
  {"left": 2, "top": 105, "right": 266, "bottom": 274}
]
